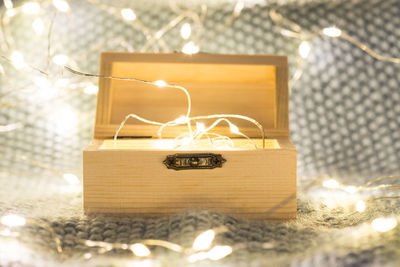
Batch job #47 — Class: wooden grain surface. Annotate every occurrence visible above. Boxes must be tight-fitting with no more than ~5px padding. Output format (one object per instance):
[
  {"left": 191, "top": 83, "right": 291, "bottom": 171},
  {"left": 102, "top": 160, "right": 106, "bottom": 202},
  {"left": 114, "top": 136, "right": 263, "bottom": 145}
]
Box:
[{"left": 83, "top": 138, "right": 296, "bottom": 219}]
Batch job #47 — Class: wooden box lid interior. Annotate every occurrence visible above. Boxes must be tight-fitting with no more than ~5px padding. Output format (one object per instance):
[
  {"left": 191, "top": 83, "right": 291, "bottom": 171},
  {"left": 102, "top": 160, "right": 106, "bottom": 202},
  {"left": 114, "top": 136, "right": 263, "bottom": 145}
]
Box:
[{"left": 95, "top": 52, "right": 289, "bottom": 139}]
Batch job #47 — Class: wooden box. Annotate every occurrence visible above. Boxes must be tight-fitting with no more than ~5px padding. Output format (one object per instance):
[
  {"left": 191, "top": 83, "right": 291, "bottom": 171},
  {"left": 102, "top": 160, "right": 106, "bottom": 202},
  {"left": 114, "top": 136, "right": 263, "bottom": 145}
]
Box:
[{"left": 83, "top": 52, "right": 297, "bottom": 219}]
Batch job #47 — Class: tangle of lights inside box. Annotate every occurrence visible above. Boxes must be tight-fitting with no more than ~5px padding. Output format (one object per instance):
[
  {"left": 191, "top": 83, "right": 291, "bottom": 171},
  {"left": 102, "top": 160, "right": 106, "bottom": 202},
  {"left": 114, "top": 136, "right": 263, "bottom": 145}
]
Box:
[{"left": 0, "top": 0, "right": 400, "bottom": 263}]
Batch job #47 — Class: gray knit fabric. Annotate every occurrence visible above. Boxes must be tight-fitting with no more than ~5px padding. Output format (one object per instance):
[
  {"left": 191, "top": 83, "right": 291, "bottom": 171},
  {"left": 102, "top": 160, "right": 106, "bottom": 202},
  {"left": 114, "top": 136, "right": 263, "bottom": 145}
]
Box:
[{"left": 0, "top": 0, "right": 399, "bottom": 266}]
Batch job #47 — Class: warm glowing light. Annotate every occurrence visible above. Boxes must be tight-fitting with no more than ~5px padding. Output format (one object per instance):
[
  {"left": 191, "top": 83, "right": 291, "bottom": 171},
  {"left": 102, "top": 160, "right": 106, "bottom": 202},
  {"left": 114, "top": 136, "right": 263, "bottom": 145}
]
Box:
[
  {"left": 83, "top": 84, "right": 98, "bottom": 94},
  {"left": 83, "top": 253, "right": 92, "bottom": 260},
  {"left": 55, "top": 78, "right": 69, "bottom": 88},
  {"left": 229, "top": 124, "right": 240, "bottom": 134},
  {"left": 4, "top": 0, "right": 13, "bottom": 9},
  {"left": 356, "top": 200, "right": 366, "bottom": 213},
  {"left": 193, "top": 230, "right": 215, "bottom": 251},
  {"left": 32, "top": 18, "right": 44, "bottom": 35},
  {"left": 49, "top": 106, "right": 78, "bottom": 134},
  {"left": 154, "top": 80, "right": 167, "bottom": 87},
  {"left": 34, "top": 76, "right": 52, "bottom": 89},
  {"left": 53, "top": 0, "right": 70, "bottom": 12},
  {"left": 344, "top": 186, "right": 358, "bottom": 194},
  {"left": 180, "top": 23, "right": 191, "bottom": 39},
  {"left": 322, "top": 179, "right": 340, "bottom": 189},
  {"left": 299, "top": 41, "right": 311, "bottom": 59},
  {"left": 6, "top": 9, "right": 17, "bottom": 17},
  {"left": 322, "top": 27, "right": 342, "bottom": 37},
  {"left": 371, "top": 218, "right": 398, "bottom": 232},
  {"left": 175, "top": 115, "right": 187, "bottom": 124},
  {"left": 33, "top": 76, "right": 59, "bottom": 99},
  {"left": 130, "top": 243, "right": 151, "bottom": 257},
  {"left": 207, "top": 245, "right": 233, "bottom": 260},
  {"left": 182, "top": 41, "right": 199, "bottom": 55},
  {"left": 52, "top": 54, "right": 69, "bottom": 66},
  {"left": 10, "top": 51, "right": 26, "bottom": 69},
  {"left": 22, "top": 2, "right": 41, "bottom": 14},
  {"left": 1, "top": 214, "right": 26, "bottom": 227},
  {"left": 63, "top": 173, "right": 79, "bottom": 185},
  {"left": 121, "top": 8, "right": 136, "bottom": 21},
  {"left": 188, "top": 252, "right": 208, "bottom": 263},
  {"left": 196, "top": 122, "right": 205, "bottom": 132}
]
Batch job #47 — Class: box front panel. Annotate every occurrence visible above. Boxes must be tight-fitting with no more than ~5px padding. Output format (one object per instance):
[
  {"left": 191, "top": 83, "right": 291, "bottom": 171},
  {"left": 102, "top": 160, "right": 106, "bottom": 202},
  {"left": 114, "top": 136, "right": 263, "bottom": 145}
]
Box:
[{"left": 83, "top": 148, "right": 296, "bottom": 219}]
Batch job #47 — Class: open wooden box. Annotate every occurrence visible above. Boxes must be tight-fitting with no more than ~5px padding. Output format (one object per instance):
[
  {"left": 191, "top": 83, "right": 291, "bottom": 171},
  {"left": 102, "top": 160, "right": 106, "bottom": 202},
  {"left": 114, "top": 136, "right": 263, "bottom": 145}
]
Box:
[{"left": 83, "top": 52, "right": 297, "bottom": 219}]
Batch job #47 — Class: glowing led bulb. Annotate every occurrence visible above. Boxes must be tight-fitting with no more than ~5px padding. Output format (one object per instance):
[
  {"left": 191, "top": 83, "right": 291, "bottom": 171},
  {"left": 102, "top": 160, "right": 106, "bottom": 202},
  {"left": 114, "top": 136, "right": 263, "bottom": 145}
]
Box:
[
  {"left": 154, "top": 80, "right": 167, "bottom": 87},
  {"left": 322, "top": 27, "right": 342, "bottom": 37},
  {"left": 344, "top": 186, "right": 357, "bottom": 194},
  {"left": 229, "top": 124, "right": 240, "bottom": 134},
  {"left": 84, "top": 84, "right": 98, "bottom": 94},
  {"left": 182, "top": 41, "right": 199, "bottom": 55},
  {"left": 52, "top": 54, "right": 69, "bottom": 66},
  {"left": 4, "top": 0, "right": 13, "bottom": 9},
  {"left": 196, "top": 122, "right": 205, "bottom": 132},
  {"left": 63, "top": 173, "right": 79, "bottom": 185},
  {"left": 83, "top": 253, "right": 92, "bottom": 260},
  {"left": 299, "top": 41, "right": 311, "bottom": 59},
  {"left": 22, "top": 2, "right": 40, "bottom": 14},
  {"left": 193, "top": 229, "right": 215, "bottom": 251},
  {"left": 10, "top": 51, "right": 26, "bottom": 69},
  {"left": 371, "top": 218, "right": 397, "bottom": 232},
  {"left": 32, "top": 18, "right": 44, "bottom": 35},
  {"left": 1, "top": 214, "right": 26, "bottom": 227},
  {"left": 175, "top": 116, "right": 187, "bottom": 124},
  {"left": 50, "top": 107, "right": 78, "bottom": 134},
  {"left": 121, "top": 8, "right": 136, "bottom": 21},
  {"left": 53, "top": 0, "right": 70, "bottom": 12},
  {"left": 6, "top": 9, "right": 17, "bottom": 17},
  {"left": 180, "top": 23, "right": 191, "bottom": 39},
  {"left": 207, "top": 245, "right": 233, "bottom": 260},
  {"left": 322, "top": 179, "right": 339, "bottom": 189},
  {"left": 130, "top": 243, "right": 151, "bottom": 257},
  {"left": 34, "top": 77, "right": 58, "bottom": 99},
  {"left": 356, "top": 200, "right": 366, "bottom": 213}
]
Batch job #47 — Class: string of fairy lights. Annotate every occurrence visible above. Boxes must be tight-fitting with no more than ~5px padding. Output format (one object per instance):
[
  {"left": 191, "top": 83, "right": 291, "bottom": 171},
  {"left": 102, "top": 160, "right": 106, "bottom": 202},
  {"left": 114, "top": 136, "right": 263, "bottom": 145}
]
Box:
[{"left": 0, "top": 0, "right": 400, "bottom": 263}]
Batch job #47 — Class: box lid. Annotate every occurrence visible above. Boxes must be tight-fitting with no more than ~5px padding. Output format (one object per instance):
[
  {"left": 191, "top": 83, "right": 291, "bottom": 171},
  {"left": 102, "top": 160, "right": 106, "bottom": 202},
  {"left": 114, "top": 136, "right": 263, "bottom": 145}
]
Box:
[{"left": 94, "top": 52, "right": 289, "bottom": 139}]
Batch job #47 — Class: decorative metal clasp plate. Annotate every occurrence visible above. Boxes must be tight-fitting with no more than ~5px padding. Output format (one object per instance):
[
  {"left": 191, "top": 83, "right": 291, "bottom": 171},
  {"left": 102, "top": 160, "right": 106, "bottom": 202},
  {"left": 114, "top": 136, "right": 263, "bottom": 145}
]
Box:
[{"left": 163, "top": 153, "right": 226, "bottom": 170}]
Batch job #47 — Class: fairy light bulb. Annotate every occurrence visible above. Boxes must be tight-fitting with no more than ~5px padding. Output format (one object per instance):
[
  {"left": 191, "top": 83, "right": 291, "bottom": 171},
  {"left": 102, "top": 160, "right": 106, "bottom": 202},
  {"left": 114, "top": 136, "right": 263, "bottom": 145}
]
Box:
[
  {"left": 33, "top": 76, "right": 59, "bottom": 99},
  {"left": 175, "top": 115, "right": 187, "bottom": 124},
  {"left": 4, "top": 0, "right": 13, "bottom": 9},
  {"left": 196, "top": 122, "right": 205, "bottom": 132},
  {"left": 1, "top": 214, "right": 26, "bottom": 227},
  {"left": 32, "top": 18, "right": 44, "bottom": 35},
  {"left": 344, "top": 186, "right": 357, "bottom": 194},
  {"left": 53, "top": 0, "right": 70, "bottom": 12},
  {"left": 154, "top": 80, "right": 167, "bottom": 87},
  {"left": 371, "top": 218, "right": 398, "bottom": 233},
  {"left": 299, "top": 41, "right": 311, "bottom": 59},
  {"left": 22, "top": 2, "right": 41, "bottom": 14},
  {"left": 182, "top": 41, "right": 199, "bottom": 55},
  {"left": 84, "top": 83, "right": 98, "bottom": 94},
  {"left": 6, "top": 9, "right": 16, "bottom": 17},
  {"left": 322, "top": 26, "right": 342, "bottom": 37},
  {"left": 10, "top": 51, "right": 26, "bottom": 69},
  {"left": 188, "top": 252, "right": 209, "bottom": 263},
  {"left": 121, "top": 8, "right": 136, "bottom": 21},
  {"left": 229, "top": 124, "right": 240, "bottom": 134},
  {"left": 180, "top": 23, "right": 191, "bottom": 39},
  {"left": 193, "top": 230, "right": 215, "bottom": 251},
  {"left": 356, "top": 200, "right": 366, "bottom": 213},
  {"left": 130, "top": 243, "right": 151, "bottom": 257},
  {"left": 322, "top": 179, "right": 340, "bottom": 189},
  {"left": 52, "top": 54, "right": 69, "bottom": 66},
  {"left": 63, "top": 173, "right": 79, "bottom": 185},
  {"left": 207, "top": 245, "right": 233, "bottom": 260}
]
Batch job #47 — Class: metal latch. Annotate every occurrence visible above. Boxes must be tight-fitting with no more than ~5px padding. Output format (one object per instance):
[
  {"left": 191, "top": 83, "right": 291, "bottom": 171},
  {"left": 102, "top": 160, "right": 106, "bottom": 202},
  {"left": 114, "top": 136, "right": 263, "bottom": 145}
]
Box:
[{"left": 163, "top": 153, "right": 226, "bottom": 170}]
